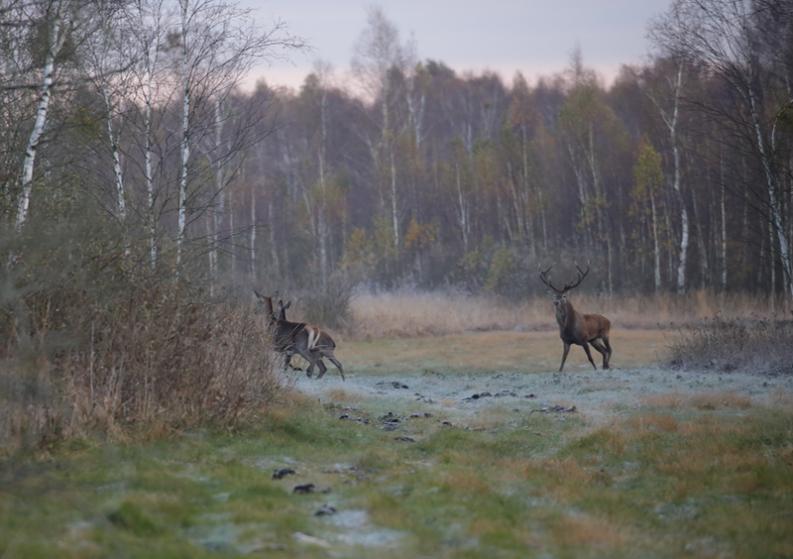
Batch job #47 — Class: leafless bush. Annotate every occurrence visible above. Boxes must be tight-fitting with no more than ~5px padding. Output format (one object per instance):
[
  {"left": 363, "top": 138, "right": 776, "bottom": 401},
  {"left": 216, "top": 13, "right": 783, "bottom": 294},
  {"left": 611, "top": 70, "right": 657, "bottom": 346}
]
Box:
[
  {"left": 669, "top": 316, "right": 793, "bottom": 375},
  {"left": 0, "top": 283, "right": 279, "bottom": 452},
  {"left": 299, "top": 274, "right": 354, "bottom": 330}
]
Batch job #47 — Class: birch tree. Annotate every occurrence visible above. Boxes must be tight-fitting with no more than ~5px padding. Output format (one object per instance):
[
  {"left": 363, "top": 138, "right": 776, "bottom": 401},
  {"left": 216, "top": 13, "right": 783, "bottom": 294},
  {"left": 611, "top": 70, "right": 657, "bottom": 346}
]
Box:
[
  {"left": 173, "top": 0, "right": 301, "bottom": 272},
  {"left": 14, "top": 0, "right": 71, "bottom": 230},
  {"left": 653, "top": 0, "right": 793, "bottom": 298}
]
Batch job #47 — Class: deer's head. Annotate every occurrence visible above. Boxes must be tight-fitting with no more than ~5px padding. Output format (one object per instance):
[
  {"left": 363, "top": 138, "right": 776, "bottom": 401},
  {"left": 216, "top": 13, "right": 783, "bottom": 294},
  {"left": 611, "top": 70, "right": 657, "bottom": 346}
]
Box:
[
  {"left": 539, "top": 265, "right": 590, "bottom": 314},
  {"left": 277, "top": 299, "right": 292, "bottom": 321},
  {"left": 253, "top": 290, "right": 277, "bottom": 323}
]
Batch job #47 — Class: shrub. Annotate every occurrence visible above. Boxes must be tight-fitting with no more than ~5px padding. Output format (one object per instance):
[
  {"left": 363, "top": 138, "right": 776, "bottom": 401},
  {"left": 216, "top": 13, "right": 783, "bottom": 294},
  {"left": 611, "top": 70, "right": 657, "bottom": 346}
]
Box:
[
  {"left": 299, "top": 273, "right": 354, "bottom": 330},
  {"left": 669, "top": 316, "right": 793, "bottom": 375}
]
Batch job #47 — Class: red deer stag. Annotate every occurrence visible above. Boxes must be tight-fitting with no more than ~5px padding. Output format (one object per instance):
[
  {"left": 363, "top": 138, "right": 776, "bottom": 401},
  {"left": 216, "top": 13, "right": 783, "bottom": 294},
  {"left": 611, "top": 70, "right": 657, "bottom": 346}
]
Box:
[
  {"left": 254, "top": 291, "right": 345, "bottom": 380},
  {"left": 539, "top": 266, "right": 612, "bottom": 372}
]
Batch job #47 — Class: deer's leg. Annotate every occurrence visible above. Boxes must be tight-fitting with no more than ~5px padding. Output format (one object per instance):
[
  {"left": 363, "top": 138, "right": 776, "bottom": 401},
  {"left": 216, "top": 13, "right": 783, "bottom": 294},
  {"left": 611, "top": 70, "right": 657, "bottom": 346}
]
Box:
[
  {"left": 295, "top": 346, "right": 317, "bottom": 378},
  {"left": 582, "top": 342, "right": 597, "bottom": 370},
  {"left": 314, "top": 354, "right": 328, "bottom": 378},
  {"left": 591, "top": 339, "right": 609, "bottom": 369},
  {"left": 602, "top": 336, "right": 612, "bottom": 368},
  {"left": 559, "top": 342, "right": 571, "bottom": 372},
  {"left": 284, "top": 353, "right": 303, "bottom": 372},
  {"left": 326, "top": 353, "right": 346, "bottom": 381}
]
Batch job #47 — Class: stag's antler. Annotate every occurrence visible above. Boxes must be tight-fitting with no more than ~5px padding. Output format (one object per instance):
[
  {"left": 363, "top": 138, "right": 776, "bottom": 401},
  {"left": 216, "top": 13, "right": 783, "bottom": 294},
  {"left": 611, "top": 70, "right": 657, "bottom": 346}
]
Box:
[
  {"left": 540, "top": 265, "right": 590, "bottom": 294},
  {"left": 539, "top": 266, "right": 564, "bottom": 294},
  {"left": 562, "top": 265, "right": 590, "bottom": 292}
]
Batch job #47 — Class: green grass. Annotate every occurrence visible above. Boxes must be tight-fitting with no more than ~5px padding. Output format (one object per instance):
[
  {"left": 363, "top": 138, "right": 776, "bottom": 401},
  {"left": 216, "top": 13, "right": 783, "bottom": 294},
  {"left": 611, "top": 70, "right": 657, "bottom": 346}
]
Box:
[
  {"left": 3, "top": 349, "right": 793, "bottom": 559},
  {"left": 2, "top": 396, "right": 792, "bottom": 558}
]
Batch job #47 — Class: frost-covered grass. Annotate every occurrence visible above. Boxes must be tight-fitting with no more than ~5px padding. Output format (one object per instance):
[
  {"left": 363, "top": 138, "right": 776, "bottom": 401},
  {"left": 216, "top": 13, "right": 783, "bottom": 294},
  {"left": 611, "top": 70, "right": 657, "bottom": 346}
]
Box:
[
  {"left": 3, "top": 328, "right": 792, "bottom": 558},
  {"left": 2, "top": 387, "right": 792, "bottom": 558}
]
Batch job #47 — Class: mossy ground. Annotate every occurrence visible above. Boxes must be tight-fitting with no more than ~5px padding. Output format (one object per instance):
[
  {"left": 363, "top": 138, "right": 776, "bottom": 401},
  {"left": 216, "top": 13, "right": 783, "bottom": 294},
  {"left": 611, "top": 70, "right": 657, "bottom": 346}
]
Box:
[{"left": 1, "top": 330, "right": 792, "bottom": 558}]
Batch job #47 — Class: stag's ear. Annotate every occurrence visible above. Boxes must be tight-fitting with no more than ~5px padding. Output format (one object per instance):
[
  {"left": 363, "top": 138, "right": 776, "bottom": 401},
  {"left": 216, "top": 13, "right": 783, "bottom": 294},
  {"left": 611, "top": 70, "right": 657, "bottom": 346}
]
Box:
[{"left": 284, "top": 301, "right": 292, "bottom": 310}]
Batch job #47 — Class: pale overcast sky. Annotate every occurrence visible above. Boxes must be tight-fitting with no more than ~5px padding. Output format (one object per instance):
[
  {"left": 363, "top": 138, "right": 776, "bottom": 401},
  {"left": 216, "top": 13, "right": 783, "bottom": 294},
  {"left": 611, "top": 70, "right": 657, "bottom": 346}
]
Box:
[{"left": 243, "top": 0, "right": 672, "bottom": 92}]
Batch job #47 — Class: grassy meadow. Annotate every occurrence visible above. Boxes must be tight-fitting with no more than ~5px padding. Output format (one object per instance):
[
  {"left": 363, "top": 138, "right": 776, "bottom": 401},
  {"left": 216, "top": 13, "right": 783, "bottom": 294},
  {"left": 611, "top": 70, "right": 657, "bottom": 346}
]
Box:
[
  {"left": 1, "top": 291, "right": 792, "bottom": 558},
  {"left": 2, "top": 388, "right": 792, "bottom": 558}
]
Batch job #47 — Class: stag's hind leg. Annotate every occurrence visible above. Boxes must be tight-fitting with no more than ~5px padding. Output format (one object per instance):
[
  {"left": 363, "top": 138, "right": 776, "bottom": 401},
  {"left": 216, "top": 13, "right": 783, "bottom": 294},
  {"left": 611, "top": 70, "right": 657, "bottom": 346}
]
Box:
[
  {"left": 582, "top": 342, "right": 597, "bottom": 370},
  {"left": 325, "top": 353, "right": 345, "bottom": 381},
  {"left": 295, "top": 346, "right": 318, "bottom": 378},
  {"left": 603, "top": 336, "right": 612, "bottom": 368},
  {"left": 313, "top": 354, "right": 328, "bottom": 378},
  {"left": 591, "top": 339, "right": 609, "bottom": 369}
]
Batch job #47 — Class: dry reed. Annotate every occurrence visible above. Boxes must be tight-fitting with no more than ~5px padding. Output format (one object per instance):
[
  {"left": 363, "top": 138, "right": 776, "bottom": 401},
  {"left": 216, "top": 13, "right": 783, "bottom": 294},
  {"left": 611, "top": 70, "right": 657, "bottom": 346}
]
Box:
[{"left": 347, "top": 289, "right": 779, "bottom": 339}]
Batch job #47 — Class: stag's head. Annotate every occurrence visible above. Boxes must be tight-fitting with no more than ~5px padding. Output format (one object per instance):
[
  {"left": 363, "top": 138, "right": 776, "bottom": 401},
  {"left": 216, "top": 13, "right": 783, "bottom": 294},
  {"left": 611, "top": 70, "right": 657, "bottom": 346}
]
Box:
[
  {"left": 253, "top": 290, "right": 277, "bottom": 322},
  {"left": 539, "top": 265, "right": 590, "bottom": 312},
  {"left": 277, "top": 299, "right": 292, "bottom": 321}
]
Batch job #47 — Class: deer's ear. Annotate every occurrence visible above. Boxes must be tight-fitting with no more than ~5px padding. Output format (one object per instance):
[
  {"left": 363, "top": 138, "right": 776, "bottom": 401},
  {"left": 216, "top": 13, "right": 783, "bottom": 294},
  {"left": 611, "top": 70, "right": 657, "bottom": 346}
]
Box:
[{"left": 284, "top": 301, "right": 292, "bottom": 309}]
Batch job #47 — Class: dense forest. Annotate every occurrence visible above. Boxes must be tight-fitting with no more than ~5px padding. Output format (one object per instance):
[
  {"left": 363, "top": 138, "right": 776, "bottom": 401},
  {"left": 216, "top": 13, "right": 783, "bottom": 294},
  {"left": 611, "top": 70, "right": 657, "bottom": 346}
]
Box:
[{"left": 1, "top": 0, "right": 792, "bottom": 302}]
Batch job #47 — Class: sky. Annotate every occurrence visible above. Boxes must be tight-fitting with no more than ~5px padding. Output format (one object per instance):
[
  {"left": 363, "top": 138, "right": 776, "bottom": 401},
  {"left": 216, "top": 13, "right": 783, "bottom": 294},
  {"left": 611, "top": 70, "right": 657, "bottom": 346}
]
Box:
[{"left": 242, "top": 0, "right": 672, "bottom": 93}]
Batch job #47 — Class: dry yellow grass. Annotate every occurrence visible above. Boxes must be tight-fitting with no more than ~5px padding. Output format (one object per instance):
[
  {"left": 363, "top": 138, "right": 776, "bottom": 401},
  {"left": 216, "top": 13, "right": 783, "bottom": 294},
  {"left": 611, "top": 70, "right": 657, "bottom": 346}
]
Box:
[
  {"left": 641, "top": 391, "right": 753, "bottom": 410},
  {"left": 348, "top": 289, "right": 776, "bottom": 339},
  {"left": 337, "top": 328, "right": 669, "bottom": 373}
]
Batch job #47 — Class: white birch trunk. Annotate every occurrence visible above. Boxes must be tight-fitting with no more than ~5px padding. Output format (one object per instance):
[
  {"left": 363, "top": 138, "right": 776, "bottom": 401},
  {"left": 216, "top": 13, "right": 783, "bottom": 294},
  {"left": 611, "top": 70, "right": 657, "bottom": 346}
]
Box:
[
  {"left": 249, "top": 183, "right": 256, "bottom": 277},
  {"left": 209, "top": 98, "right": 224, "bottom": 287},
  {"left": 390, "top": 148, "right": 399, "bottom": 250},
  {"left": 102, "top": 91, "right": 126, "bottom": 221},
  {"left": 748, "top": 88, "right": 793, "bottom": 299},
  {"left": 720, "top": 157, "right": 727, "bottom": 291},
  {"left": 177, "top": 0, "right": 190, "bottom": 270},
  {"left": 650, "top": 191, "right": 661, "bottom": 292},
  {"left": 318, "top": 88, "right": 329, "bottom": 288},
  {"left": 455, "top": 161, "right": 469, "bottom": 251},
  {"left": 670, "top": 67, "right": 688, "bottom": 293},
  {"left": 16, "top": 12, "right": 63, "bottom": 230}
]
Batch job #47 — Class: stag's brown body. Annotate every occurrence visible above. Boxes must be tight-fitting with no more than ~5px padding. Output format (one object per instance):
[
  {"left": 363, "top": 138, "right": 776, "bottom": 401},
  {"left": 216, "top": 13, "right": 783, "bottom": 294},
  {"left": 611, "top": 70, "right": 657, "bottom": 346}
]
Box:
[
  {"left": 255, "top": 292, "right": 345, "bottom": 380},
  {"left": 555, "top": 298, "right": 612, "bottom": 371},
  {"left": 541, "top": 266, "right": 613, "bottom": 372}
]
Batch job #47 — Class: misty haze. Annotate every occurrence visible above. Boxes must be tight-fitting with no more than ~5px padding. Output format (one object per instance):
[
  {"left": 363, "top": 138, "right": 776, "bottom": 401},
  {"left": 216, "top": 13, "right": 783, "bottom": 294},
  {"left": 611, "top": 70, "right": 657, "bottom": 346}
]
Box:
[{"left": 1, "top": 1, "right": 792, "bottom": 557}]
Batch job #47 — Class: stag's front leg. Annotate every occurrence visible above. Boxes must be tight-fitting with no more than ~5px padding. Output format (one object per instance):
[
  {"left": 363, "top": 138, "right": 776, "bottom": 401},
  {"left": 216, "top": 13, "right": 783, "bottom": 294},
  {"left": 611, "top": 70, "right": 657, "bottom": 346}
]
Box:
[
  {"left": 559, "top": 342, "right": 571, "bottom": 372},
  {"left": 284, "top": 353, "right": 302, "bottom": 372}
]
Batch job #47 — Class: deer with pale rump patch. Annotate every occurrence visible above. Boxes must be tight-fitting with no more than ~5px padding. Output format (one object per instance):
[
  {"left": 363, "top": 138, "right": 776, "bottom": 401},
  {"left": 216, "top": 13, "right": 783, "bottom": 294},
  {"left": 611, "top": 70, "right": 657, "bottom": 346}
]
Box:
[
  {"left": 254, "top": 291, "right": 345, "bottom": 380},
  {"left": 539, "top": 265, "right": 612, "bottom": 372}
]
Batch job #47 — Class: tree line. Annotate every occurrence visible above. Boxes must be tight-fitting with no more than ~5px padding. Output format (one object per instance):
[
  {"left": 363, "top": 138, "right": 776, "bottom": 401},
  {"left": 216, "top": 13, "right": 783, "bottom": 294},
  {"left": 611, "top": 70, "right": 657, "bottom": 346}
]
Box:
[{"left": 1, "top": 0, "right": 792, "bottom": 306}]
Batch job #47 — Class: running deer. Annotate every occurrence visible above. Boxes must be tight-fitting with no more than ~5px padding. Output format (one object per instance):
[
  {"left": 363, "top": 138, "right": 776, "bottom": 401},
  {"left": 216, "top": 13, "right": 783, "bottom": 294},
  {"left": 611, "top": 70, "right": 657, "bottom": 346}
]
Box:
[
  {"left": 539, "top": 266, "right": 612, "bottom": 372},
  {"left": 254, "top": 291, "right": 345, "bottom": 380}
]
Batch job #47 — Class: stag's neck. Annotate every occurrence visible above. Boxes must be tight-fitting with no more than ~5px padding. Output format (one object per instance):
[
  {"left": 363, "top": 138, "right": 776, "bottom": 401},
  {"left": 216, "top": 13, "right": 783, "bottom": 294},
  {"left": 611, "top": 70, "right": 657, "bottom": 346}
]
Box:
[{"left": 556, "top": 300, "right": 578, "bottom": 337}]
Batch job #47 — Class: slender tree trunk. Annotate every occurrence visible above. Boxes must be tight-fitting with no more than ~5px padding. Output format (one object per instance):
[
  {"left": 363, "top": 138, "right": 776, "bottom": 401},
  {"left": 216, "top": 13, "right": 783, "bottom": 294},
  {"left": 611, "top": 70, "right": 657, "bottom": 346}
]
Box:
[
  {"left": 177, "top": 0, "right": 190, "bottom": 271},
  {"left": 144, "top": 72, "right": 157, "bottom": 269},
  {"left": 390, "top": 148, "right": 399, "bottom": 250},
  {"left": 209, "top": 98, "right": 224, "bottom": 289},
  {"left": 102, "top": 91, "right": 126, "bottom": 221},
  {"left": 267, "top": 200, "right": 279, "bottom": 277},
  {"left": 748, "top": 87, "right": 793, "bottom": 298},
  {"left": 455, "top": 160, "right": 469, "bottom": 251},
  {"left": 249, "top": 182, "right": 256, "bottom": 278},
  {"left": 671, "top": 127, "right": 688, "bottom": 293},
  {"left": 770, "top": 219, "right": 776, "bottom": 312},
  {"left": 720, "top": 155, "right": 727, "bottom": 291},
  {"left": 318, "top": 88, "right": 329, "bottom": 288},
  {"left": 16, "top": 12, "right": 63, "bottom": 230},
  {"left": 650, "top": 190, "right": 661, "bottom": 292}
]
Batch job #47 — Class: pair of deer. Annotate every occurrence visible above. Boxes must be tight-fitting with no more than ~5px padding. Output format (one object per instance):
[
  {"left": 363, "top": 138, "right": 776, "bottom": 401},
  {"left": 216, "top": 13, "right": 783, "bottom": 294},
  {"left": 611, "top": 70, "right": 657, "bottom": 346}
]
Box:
[
  {"left": 540, "top": 265, "right": 613, "bottom": 372},
  {"left": 254, "top": 291, "right": 345, "bottom": 380}
]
